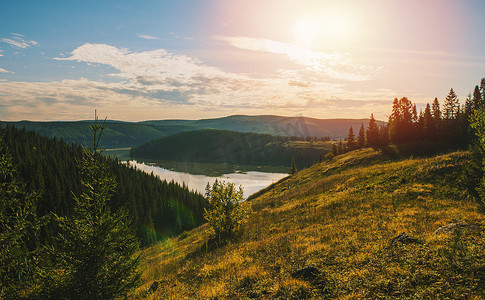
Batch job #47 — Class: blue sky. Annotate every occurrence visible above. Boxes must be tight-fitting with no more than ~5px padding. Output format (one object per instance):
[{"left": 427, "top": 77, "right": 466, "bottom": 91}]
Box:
[{"left": 1, "top": 0, "right": 485, "bottom": 121}]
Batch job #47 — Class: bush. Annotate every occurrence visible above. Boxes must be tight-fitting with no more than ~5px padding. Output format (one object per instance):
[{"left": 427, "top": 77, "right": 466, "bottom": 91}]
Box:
[{"left": 204, "top": 180, "right": 250, "bottom": 241}]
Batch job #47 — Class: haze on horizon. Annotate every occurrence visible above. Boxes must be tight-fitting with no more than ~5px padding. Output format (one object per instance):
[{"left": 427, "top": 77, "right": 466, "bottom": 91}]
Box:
[{"left": 1, "top": 0, "right": 485, "bottom": 122}]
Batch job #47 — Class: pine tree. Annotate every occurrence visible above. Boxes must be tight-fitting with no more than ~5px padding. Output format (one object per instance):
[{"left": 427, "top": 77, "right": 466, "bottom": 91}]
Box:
[
  {"left": 480, "top": 78, "right": 485, "bottom": 106},
  {"left": 423, "top": 103, "right": 434, "bottom": 140},
  {"left": 473, "top": 85, "right": 482, "bottom": 110},
  {"left": 366, "top": 114, "right": 380, "bottom": 147},
  {"left": 431, "top": 97, "right": 441, "bottom": 120},
  {"left": 443, "top": 88, "right": 460, "bottom": 120},
  {"left": 357, "top": 123, "right": 366, "bottom": 149},
  {"left": 346, "top": 126, "right": 355, "bottom": 151},
  {"left": 49, "top": 114, "right": 140, "bottom": 299},
  {"left": 388, "top": 97, "right": 415, "bottom": 143}
]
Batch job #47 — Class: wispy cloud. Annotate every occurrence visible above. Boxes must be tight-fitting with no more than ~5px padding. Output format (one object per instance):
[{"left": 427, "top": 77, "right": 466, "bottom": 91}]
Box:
[
  {"left": 215, "top": 36, "right": 375, "bottom": 81},
  {"left": 1, "top": 33, "right": 38, "bottom": 49},
  {"left": 137, "top": 34, "right": 159, "bottom": 40},
  {"left": 0, "top": 50, "right": 3, "bottom": 57},
  {"left": 0, "top": 67, "right": 10, "bottom": 73},
  {"left": 0, "top": 43, "right": 394, "bottom": 121}
]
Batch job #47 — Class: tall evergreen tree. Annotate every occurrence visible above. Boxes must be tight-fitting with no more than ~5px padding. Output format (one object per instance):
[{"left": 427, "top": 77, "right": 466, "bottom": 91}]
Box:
[
  {"left": 346, "top": 126, "right": 355, "bottom": 151},
  {"left": 473, "top": 85, "right": 482, "bottom": 110},
  {"left": 443, "top": 88, "right": 460, "bottom": 120},
  {"left": 366, "top": 114, "right": 380, "bottom": 147},
  {"left": 423, "top": 103, "right": 435, "bottom": 140},
  {"left": 431, "top": 97, "right": 441, "bottom": 120},
  {"left": 465, "top": 92, "right": 473, "bottom": 118},
  {"left": 49, "top": 114, "right": 140, "bottom": 299},
  {"left": 388, "top": 97, "right": 414, "bottom": 143},
  {"left": 480, "top": 78, "right": 485, "bottom": 106},
  {"left": 357, "top": 123, "right": 366, "bottom": 149}
]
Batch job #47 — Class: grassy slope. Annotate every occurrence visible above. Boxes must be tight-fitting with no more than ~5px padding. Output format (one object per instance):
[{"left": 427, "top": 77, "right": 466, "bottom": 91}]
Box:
[{"left": 135, "top": 148, "right": 485, "bottom": 299}]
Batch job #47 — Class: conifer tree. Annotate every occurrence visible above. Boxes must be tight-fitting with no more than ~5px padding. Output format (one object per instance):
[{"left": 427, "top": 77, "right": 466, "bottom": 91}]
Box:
[
  {"left": 423, "top": 103, "right": 434, "bottom": 140},
  {"left": 357, "top": 123, "right": 366, "bottom": 149},
  {"left": 431, "top": 97, "right": 441, "bottom": 121},
  {"left": 49, "top": 113, "right": 140, "bottom": 299},
  {"left": 366, "top": 114, "right": 380, "bottom": 147},
  {"left": 443, "top": 88, "right": 460, "bottom": 120},
  {"left": 346, "top": 126, "right": 355, "bottom": 151},
  {"left": 480, "top": 78, "right": 485, "bottom": 106},
  {"left": 473, "top": 85, "right": 482, "bottom": 110}
]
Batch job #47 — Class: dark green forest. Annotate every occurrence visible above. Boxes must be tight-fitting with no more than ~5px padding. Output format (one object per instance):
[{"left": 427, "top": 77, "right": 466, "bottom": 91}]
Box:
[
  {"left": 130, "top": 129, "right": 332, "bottom": 169},
  {"left": 1, "top": 125, "right": 208, "bottom": 246},
  {"left": 1, "top": 116, "right": 380, "bottom": 149}
]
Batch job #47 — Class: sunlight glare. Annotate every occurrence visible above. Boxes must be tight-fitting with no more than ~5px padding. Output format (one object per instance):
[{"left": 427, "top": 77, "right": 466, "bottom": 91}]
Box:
[{"left": 292, "top": 17, "right": 318, "bottom": 48}]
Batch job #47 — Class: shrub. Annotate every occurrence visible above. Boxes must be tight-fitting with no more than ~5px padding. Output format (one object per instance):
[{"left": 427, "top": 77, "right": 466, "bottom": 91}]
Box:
[{"left": 204, "top": 180, "right": 250, "bottom": 241}]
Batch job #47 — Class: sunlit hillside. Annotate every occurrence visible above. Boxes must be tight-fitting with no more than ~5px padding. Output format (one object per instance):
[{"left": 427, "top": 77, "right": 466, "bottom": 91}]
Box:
[{"left": 134, "top": 148, "right": 485, "bottom": 299}]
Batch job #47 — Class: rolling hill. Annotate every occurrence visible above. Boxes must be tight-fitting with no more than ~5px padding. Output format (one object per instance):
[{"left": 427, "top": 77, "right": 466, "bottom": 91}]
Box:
[
  {"left": 133, "top": 148, "right": 485, "bottom": 299},
  {"left": 1, "top": 115, "right": 385, "bottom": 149}
]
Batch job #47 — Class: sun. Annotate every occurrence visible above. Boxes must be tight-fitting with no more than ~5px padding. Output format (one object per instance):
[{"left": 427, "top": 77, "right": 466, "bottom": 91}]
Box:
[{"left": 292, "top": 17, "right": 319, "bottom": 48}]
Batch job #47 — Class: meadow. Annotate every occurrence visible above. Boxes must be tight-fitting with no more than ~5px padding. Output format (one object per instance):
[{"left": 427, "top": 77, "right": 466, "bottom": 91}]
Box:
[{"left": 134, "top": 148, "right": 485, "bottom": 299}]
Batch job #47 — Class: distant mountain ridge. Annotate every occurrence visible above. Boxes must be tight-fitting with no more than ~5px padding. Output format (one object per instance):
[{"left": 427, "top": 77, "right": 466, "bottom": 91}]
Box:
[{"left": 1, "top": 115, "right": 385, "bottom": 148}]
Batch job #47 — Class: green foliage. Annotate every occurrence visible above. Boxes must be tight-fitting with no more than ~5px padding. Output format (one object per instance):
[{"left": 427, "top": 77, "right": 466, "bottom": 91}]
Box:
[
  {"left": 0, "top": 124, "right": 207, "bottom": 246},
  {"left": 204, "top": 180, "right": 250, "bottom": 241},
  {"left": 131, "top": 129, "right": 333, "bottom": 169},
  {"left": 0, "top": 136, "right": 40, "bottom": 298},
  {"left": 45, "top": 115, "right": 140, "bottom": 299},
  {"left": 289, "top": 158, "right": 298, "bottom": 175},
  {"left": 468, "top": 106, "right": 485, "bottom": 207}
]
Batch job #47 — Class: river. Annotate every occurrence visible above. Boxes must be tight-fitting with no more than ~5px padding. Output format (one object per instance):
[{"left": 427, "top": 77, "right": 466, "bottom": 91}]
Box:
[{"left": 126, "top": 160, "right": 288, "bottom": 198}]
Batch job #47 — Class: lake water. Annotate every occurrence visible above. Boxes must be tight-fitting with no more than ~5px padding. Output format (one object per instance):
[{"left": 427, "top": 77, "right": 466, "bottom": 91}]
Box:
[{"left": 126, "top": 160, "right": 288, "bottom": 198}]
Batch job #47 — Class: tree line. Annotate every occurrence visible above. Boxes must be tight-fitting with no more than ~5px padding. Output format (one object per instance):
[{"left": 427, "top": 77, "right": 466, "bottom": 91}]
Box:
[
  {"left": 1, "top": 118, "right": 211, "bottom": 298},
  {"left": 337, "top": 79, "right": 485, "bottom": 154},
  {"left": 0, "top": 124, "right": 208, "bottom": 246}
]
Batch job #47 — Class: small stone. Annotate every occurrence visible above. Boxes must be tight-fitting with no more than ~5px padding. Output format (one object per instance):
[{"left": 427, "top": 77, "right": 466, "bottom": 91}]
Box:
[
  {"left": 390, "top": 232, "right": 420, "bottom": 245},
  {"left": 435, "top": 223, "right": 459, "bottom": 235}
]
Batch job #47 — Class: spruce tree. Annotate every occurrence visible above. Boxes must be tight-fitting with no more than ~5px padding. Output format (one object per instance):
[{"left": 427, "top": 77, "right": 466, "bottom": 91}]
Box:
[
  {"left": 346, "top": 126, "right": 355, "bottom": 151},
  {"left": 431, "top": 97, "right": 441, "bottom": 120},
  {"left": 423, "top": 103, "right": 434, "bottom": 140},
  {"left": 366, "top": 114, "right": 380, "bottom": 147},
  {"left": 49, "top": 114, "right": 140, "bottom": 299},
  {"left": 443, "top": 88, "right": 460, "bottom": 120},
  {"left": 473, "top": 85, "right": 482, "bottom": 110}
]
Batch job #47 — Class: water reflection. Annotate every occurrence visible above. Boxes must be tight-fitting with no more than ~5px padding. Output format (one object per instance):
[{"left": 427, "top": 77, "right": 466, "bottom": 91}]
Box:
[{"left": 126, "top": 160, "right": 288, "bottom": 198}]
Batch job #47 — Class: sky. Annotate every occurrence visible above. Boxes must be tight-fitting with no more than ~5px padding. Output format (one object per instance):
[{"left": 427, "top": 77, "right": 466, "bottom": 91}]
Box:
[{"left": 1, "top": 0, "right": 485, "bottom": 122}]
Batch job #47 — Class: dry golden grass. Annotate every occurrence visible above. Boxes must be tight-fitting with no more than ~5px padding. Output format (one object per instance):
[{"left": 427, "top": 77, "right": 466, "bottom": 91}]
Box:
[{"left": 133, "top": 148, "right": 485, "bottom": 299}]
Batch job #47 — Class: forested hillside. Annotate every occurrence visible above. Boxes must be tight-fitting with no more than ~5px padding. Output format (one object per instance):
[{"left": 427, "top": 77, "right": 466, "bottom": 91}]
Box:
[
  {"left": 1, "top": 125, "right": 207, "bottom": 245},
  {"left": 130, "top": 129, "right": 333, "bottom": 169},
  {"left": 1, "top": 116, "right": 383, "bottom": 149}
]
